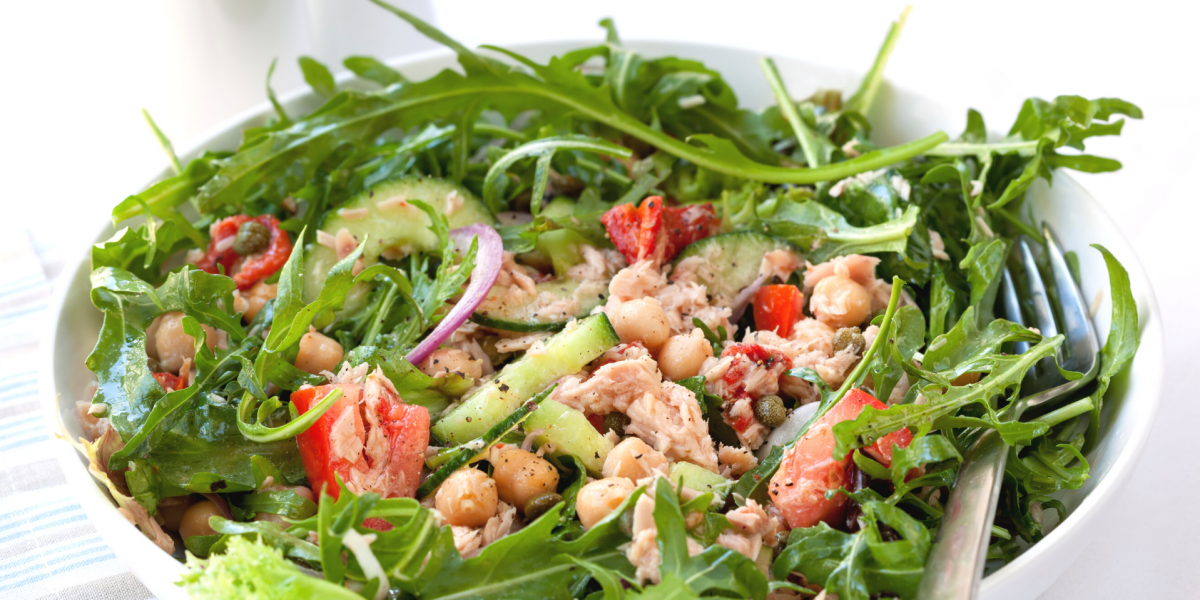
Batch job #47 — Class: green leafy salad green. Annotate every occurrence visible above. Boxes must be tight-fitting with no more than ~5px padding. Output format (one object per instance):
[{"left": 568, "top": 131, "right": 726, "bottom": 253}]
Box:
[{"left": 75, "top": 2, "right": 1143, "bottom": 599}]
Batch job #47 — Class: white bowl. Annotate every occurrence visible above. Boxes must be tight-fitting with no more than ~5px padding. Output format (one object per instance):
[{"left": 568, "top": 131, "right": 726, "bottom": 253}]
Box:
[{"left": 41, "top": 40, "right": 1164, "bottom": 600}]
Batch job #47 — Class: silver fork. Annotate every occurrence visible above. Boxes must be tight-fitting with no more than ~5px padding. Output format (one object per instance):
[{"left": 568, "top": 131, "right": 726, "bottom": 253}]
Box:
[{"left": 916, "top": 225, "right": 1101, "bottom": 600}]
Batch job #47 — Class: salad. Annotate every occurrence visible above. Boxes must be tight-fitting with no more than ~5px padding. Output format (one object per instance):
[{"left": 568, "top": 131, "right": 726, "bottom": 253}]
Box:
[{"left": 75, "top": 2, "right": 1143, "bottom": 599}]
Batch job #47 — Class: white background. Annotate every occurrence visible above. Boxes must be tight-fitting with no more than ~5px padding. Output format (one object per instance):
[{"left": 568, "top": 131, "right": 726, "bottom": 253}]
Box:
[{"left": 3, "top": 1, "right": 1197, "bottom": 597}]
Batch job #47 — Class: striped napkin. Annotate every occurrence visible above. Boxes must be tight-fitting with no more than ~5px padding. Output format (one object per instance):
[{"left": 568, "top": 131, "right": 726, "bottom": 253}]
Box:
[{"left": 0, "top": 233, "right": 154, "bottom": 599}]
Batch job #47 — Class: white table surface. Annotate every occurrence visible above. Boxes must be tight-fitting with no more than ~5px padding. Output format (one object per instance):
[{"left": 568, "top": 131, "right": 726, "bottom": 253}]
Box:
[{"left": 3, "top": 0, "right": 1197, "bottom": 597}]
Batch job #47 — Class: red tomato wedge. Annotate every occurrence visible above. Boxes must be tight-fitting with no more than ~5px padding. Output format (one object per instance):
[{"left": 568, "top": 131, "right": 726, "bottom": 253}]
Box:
[
  {"left": 600, "top": 196, "right": 717, "bottom": 264},
  {"left": 753, "top": 284, "right": 805, "bottom": 337},
  {"left": 291, "top": 380, "right": 429, "bottom": 502},
  {"left": 769, "top": 388, "right": 912, "bottom": 529}
]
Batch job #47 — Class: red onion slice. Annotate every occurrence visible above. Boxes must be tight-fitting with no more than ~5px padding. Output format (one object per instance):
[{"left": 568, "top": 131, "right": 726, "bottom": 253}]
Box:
[
  {"left": 201, "top": 493, "right": 235, "bottom": 521},
  {"left": 729, "top": 272, "right": 768, "bottom": 324},
  {"left": 405, "top": 223, "right": 503, "bottom": 365}
]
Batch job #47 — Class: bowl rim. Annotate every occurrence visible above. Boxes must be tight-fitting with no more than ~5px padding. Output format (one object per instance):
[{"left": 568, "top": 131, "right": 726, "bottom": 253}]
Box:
[{"left": 38, "top": 38, "right": 1165, "bottom": 598}]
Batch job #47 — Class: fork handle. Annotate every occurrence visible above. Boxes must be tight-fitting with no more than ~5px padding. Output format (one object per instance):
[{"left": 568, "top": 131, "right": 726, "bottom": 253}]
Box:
[{"left": 916, "top": 429, "right": 1009, "bottom": 600}]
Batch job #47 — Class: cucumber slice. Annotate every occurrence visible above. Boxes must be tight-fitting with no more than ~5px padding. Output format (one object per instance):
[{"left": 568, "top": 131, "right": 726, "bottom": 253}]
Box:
[
  {"left": 669, "top": 461, "right": 731, "bottom": 502},
  {"left": 471, "top": 278, "right": 608, "bottom": 333},
  {"left": 432, "top": 313, "right": 620, "bottom": 445},
  {"left": 672, "top": 232, "right": 799, "bottom": 302},
  {"left": 523, "top": 399, "right": 614, "bottom": 475},
  {"left": 303, "top": 176, "right": 496, "bottom": 302}
]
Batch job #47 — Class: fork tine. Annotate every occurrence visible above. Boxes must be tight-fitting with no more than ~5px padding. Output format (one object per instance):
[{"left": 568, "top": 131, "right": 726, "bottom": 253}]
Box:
[
  {"left": 1017, "top": 237, "right": 1060, "bottom": 339},
  {"left": 1017, "top": 237, "right": 1061, "bottom": 391},
  {"left": 1041, "top": 225, "right": 1101, "bottom": 372},
  {"left": 999, "top": 267, "right": 1031, "bottom": 356}
]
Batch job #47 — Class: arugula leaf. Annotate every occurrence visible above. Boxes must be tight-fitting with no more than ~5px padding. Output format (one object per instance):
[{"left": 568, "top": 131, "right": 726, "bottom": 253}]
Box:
[
  {"left": 110, "top": 319, "right": 257, "bottom": 463},
  {"left": 1084, "top": 244, "right": 1140, "bottom": 451},
  {"left": 110, "top": 151, "right": 227, "bottom": 223},
  {"left": 87, "top": 267, "right": 243, "bottom": 445},
  {"left": 925, "top": 95, "right": 1142, "bottom": 210},
  {"left": 141, "top": 108, "right": 182, "bottom": 175},
  {"left": 649, "top": 479, "right": 768, "bottom": 599},
  {"left": 763, "top": 197, "right": 919, "bottom": 264},
  {"left": 761, "top": 57, "right": 830, "bottom": 168},
  {"left": 773, "top": 497, "right": 929, "bottom": 600},
  {"left": 831, "top": 334, "right": 1066, "bottom": 458},
  {"left": 196, "top": 1, "right": 948, "bottom": 213},
  {"left": 844, "top": 7, "right": 911, "bottom": 116},
  {"left": 862, "top": 305, "right": 925, "bottom": 403},
  {"left": 483, "top": 135, "right": 633, "bottom": 214},
  {"left": 344, "top": 55, "right": 407, "bottom": 87},
  {"left": 93, "top": 222, "right": 194, "bottom": 285},
  {"left": 206, "top": 517, "right": 321, "bottom": 563},
  {"left": 299, "top": 56, "right": 337, "bottom": 98},
  {"left": 960, "top": 238, "right": 1008, "bottom": 323},
  {"left": 923, "top": 306, "right": 1040, "bottom": 380}
]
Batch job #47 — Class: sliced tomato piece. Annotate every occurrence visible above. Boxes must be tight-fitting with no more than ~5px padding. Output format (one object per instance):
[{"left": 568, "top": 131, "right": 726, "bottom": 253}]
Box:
[
  {"left": 768, "top": 388, "right": 912, "bottom": 529},
  {"left": 753, "top": 284, "right": 805, "bottom": 337},
  {"left": 291, "top": 380, "right": 429, "bottom": 502},
  {"left": 290, "top": 384, "right": 365, "bottom": 501},
  {"left": 600, "top": 196, "right": 717, "bottom": 265}
]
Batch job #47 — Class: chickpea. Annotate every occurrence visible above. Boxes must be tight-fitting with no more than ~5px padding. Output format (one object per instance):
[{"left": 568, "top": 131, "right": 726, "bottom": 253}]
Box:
[
  {"left": 435, "top": 468, "right": 499, "bottom": 527},
  {"left": 255, "top": 485, "right": 317, "bottom": 522},
  {"left": 178, "top": 500, "right": 222, "bottom": 540},
  {"left": 610, "top": 298, "right": 670, "bottom": 350},
  {"left": 295, "top": 329, "right": 344, "bottom": 375},
  {"left": 419, "top": 347, "right": 483, "bottom": 382},
  {"left": 811, "top": 276, "right": 872, "bottom": 329},
  {"left": 602, "top": 437, "right": 668, "bottom": 482},
  {"left": 290, "top": 485, "right": 316, "bottom": 503},
  {"left": 149, "top": 312, "right": 217, "bottom": 374},
  {"left": 576, "top": 477, "right": 636, "bottom": 529},
  {"left": 951, "top": 371, "right": 982, "bottom": 386},
  {"left": 155, "top": 496, "right": 195, "bottom": 532},
  {"left": 656, "top": 328, "right": 714, "bottom": 381},
  {"left": 491, "top": 449, "right": 560, "bottom": 512},
  {"left": 234, "top": 281, "right": 278, "bottom": 322}
]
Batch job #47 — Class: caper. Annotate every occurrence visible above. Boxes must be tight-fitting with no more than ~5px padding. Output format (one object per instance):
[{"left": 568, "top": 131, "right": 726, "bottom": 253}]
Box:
[
  {"left": 603, "top": 412, "right": 631, "bottom": 436},
  {"left": 832, "top": 326, "right": 866, "bottom": 355},
  {"left": 523, "top": 492, "right": 563, "bottom": 520},
  {"left": 772, "top": 530, "right": 789, "bottom": 552},
  {"left": 233, "top": 220, "right": 271, "bottom": 255},
  {"left": 754, "top": 395, "right": 787, "bottom": 428}
]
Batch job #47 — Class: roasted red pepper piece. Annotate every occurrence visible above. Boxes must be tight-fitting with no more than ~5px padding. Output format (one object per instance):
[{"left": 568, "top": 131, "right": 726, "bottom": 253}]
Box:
[
  {"left": 754, "top": 284, "right": 806, "bottom": 337},
  {"left": 662, "top": 202, "right": 719, "bottom": 255},
  {"left": 768, "top": 388, "right": 913, "bottom": 529},
  {"left": 586, "top": 413, "right": 605, "bottom": 433},
  {"left": 194, "top": 214, "right": 292, "bottom": 290},
  {"left": 600, "top": 196, "right": 717, "bottom": 264},
  {"left": 291, "top": 381, "right": 430, "bottom": 502},
  {"left": 153, "top": 372, "right": 186, "bottom": 392}
]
